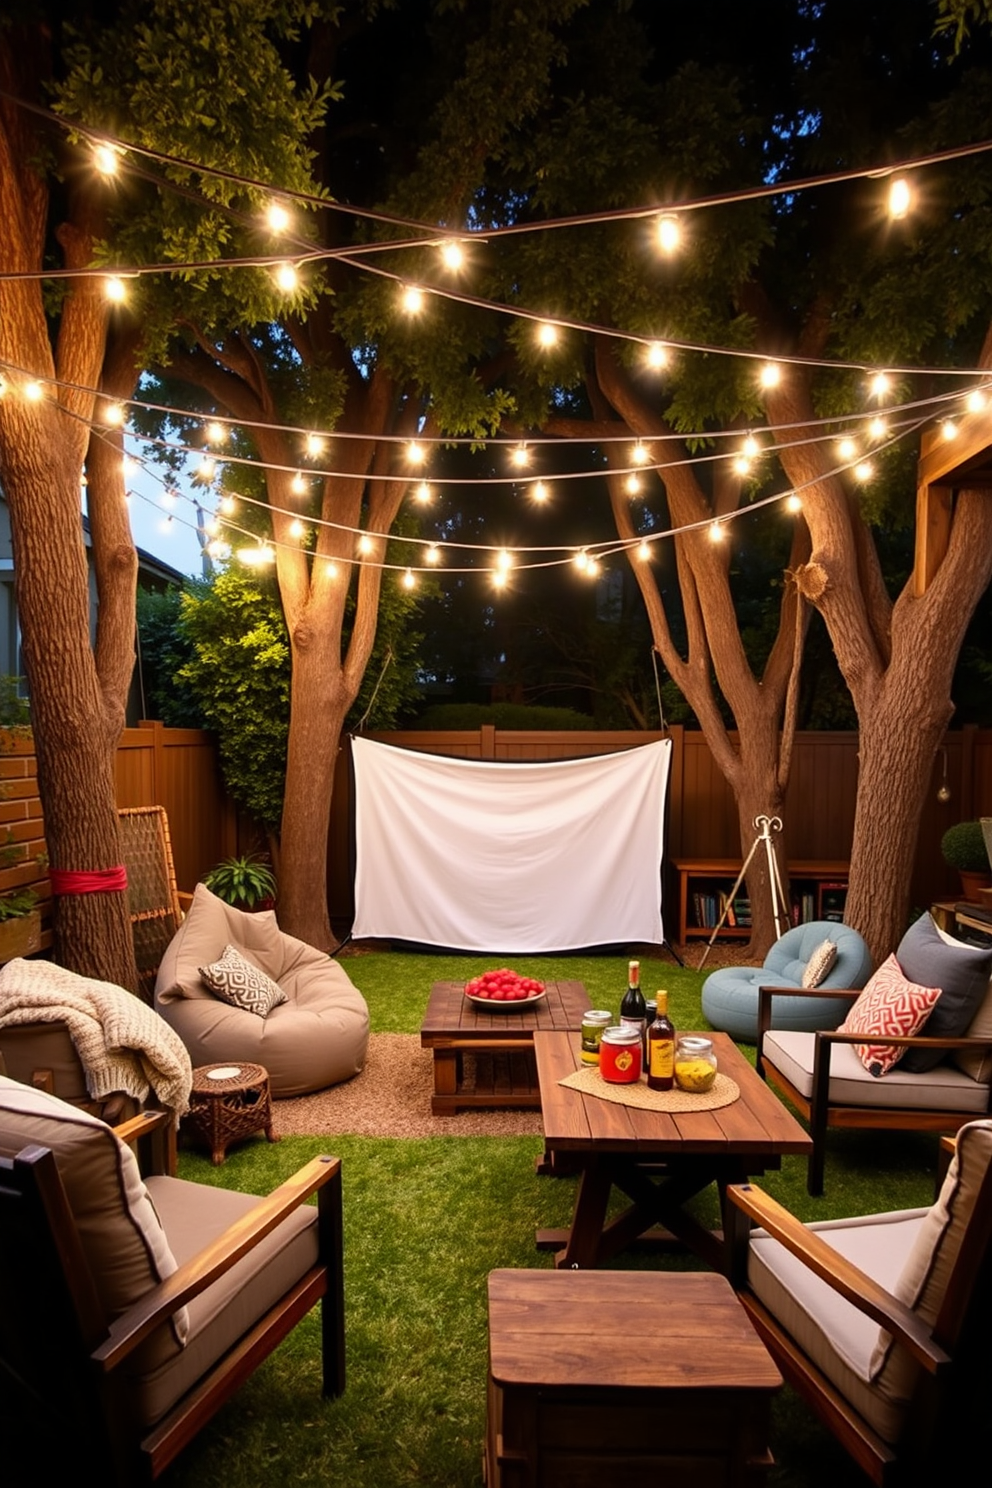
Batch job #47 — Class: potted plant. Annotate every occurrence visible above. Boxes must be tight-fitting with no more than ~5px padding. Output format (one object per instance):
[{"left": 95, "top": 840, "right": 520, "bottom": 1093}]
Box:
[
  {"left": 0, "top": 887, "right": 41, "bottom": 961},
  {"left": 940, "top": 821, "right": 992, "bottom": 903},
  {"left": 201, "top": 854, "right": 277, "bottom": 911}
]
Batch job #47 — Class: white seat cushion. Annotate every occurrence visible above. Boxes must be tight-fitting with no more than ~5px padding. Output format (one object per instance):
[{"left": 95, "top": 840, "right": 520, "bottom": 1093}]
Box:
[{"left": 763, "top": 1029, "right": 990, "bottom": 1112}]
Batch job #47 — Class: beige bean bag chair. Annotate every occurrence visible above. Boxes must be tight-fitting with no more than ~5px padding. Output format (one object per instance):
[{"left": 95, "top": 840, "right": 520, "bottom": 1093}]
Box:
[{"left": 154, "top": 884, "right": 369, "bottom": 1096}]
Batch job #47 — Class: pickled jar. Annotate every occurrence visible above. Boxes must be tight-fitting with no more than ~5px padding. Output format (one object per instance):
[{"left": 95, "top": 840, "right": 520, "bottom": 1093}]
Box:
[
  {"left": 598, "top": 1025, "right": 642, "bottom": 1083},
  {"left": 580, "top": 1010, "right": 613, "bottom": 1065},
  {"left": 674, "top": 1035, "right": 718, "bottom": 1093}
]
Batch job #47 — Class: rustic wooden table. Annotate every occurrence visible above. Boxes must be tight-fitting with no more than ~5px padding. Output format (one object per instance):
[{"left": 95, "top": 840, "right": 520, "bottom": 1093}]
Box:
[
  {"left": 533, "top": 1029, "right": 811, "bottom": 1270},
  {"left": 486, "top": 1268, "right": 782, "bottom": 1487},
  {"left": 419, "top": 980, "right": 591, "bottom": 1115}
]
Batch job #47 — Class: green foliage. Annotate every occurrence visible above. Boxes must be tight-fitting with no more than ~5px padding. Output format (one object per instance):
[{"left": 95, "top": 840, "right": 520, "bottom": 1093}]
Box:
[
  {"left": 136, "top": 587, "right": 204, "bottom": 726},
  {"left": 409, "top": 701, "right": 594, "bottom": 730},
  {"left": 202, "top": 853, "right": 277, "bottom": 908},
  {"left": 0, "top": 678, "right": 29, "bottom": 730},
  {"left": 940, "top": 820, "right": 991, "bottom": 871},
  {"left": 0, "top": 887, "right": 38, "bottom": 922}
]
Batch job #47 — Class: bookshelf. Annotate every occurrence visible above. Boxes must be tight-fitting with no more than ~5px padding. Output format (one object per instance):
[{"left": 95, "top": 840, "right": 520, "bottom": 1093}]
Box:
[{"left": 673, "top": 859, "right": 850, "bottom": 944}]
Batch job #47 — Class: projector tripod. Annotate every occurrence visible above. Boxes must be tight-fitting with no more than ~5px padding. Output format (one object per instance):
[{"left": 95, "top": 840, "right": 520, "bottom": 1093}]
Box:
[{"left": 697, "top": 815, "right": 790, "bottom": 970}]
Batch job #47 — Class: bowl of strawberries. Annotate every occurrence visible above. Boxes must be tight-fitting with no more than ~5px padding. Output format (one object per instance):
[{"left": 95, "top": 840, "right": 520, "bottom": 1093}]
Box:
[{"left": 464, "top": 968, "right": 547, "bottom": 1010}]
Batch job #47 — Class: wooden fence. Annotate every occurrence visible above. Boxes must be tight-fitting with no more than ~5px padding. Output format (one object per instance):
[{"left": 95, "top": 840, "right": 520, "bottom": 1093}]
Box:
[{"left": 3, "top": 721, "right": 991, "bottom": 939}]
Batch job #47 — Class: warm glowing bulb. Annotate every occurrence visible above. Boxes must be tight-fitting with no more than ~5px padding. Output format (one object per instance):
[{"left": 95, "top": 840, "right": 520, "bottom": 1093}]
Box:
[
  {"left": 239, "top": 544, "right": 274, "bottom": 566},
  {"left": 637, "top": 540, "right": 651, "bottom": 561},
  {"left": 631, "top": 442, "right": 650, "bottom": 465},
  {"left": 425, "top": 544, "right": 441, "bottom": 564},
  {"left": 121, "top": 455, "right": 137, "bottom": 477},
  {"left": 357, "top": 533, "right": 374, "bottom": 555},
  {"left": 206, "top": 421, "right": 227, "bottom": 444},
  {"left": 289, "top": 518, "right": 306, "bottom": 539},
  {"left": 415, "top": 481, "right": 432, "bottom": 503},
  {"left": 438, "top": 240, "right": 464, "bottom": 271},
  {"left": 495, "top": 548, "right": 513, "bottom": 572},
  {"left": 966, "top": 389, "right": 986, "bottom": 414},
  {"left": 220, "top": 494, "right": 236, "bottom": 515},
  {"left": 708, "top": 520, "right": 726, "bottom": 542},
  {"left": 103, "top": 401, "right": 126, "bottom": 426},
  {"left": 23, "top": 381, "right": 45, "bottom": 402},
  {"left": 305, "top": 432, "right": 325, "bottom": 458},
  {"left": 941, "top": 419, "right": 958, "bottom": 441},
  {"left": 867, "top": 416, "right": 887, "bottom": 441},
  {"left": 741, "top": 434, "right": 760, "bottom": 458},
  {"left": 93, "top": 142, "right": 121, "bottom": 177},
  {"left": 854, "top": 460, "right": 874, "bottom": 482},
  {"left": 655, "top": 213, "right": 682, "bottom": 254},
  {"left": 645, "top": 341, "right": 669, "bottom": 370},
  {"left": 732, "top": 455, "right": 752, "bottom": 477},
  {"left": 196, "top": 456, "right": 216, "bottom": 482},
  {"left": 266, "top": 200, "right": 291, "bottom": 233},
  {"left": 401, "top": 285, "right": 425, "bottom": 314},
  {"left": 406, "top": 440, "right": 426, "bottom": 466},
  {"left": 786, "top": 493, "right": 803, "bottom": 513},
  {"left": 869, "top": 371, "right": 891, "bottom": 400},
  {"left": 531, "top": 480, "right": 549, "bottom": 503},
  {"left": 759, "top": 362, "right": 782, "bottom": 390},
  {"left": 536, "top": 321, "right": 558, "bottom": 348},
  {"left": 324, "top": 560, "right": 339, "bottom": 580},
  {"left": 625, "top": 473, "right": 641, "bottom": 496},
  {"left": 206, "top": 539, "right": 227, "bottom": 558},
  {"left": 573, "top": 551, "right": 589, "bottom": 572},
  {"left": 290, "top": 472, "right": 307, "bottom": 496},
  {"left": 492, "top": 569, "right": 508, "bottom": 590},
  {"left": 206, "top": 518, "right": 220, "bottom": 536},
  {"left": 836, "top": 437, "right": 857, "bottom": 460},
  {"left": 104, "top": 275, "right": 127, "bottom": 304},
  {"left": 402, "top": 568, "right": 416, "bottom": 590},
  {"left": 888, "top": 177, "right": 912, "bottom": 219},
  {"left": 586, "top": 556, "right": 601, "bottom": 577},
  {"left": 511, "top": 444, "right": 530, "bottom": 469},
  {"left": 274, "top": 262, "right": 299, "bottom": 292}
]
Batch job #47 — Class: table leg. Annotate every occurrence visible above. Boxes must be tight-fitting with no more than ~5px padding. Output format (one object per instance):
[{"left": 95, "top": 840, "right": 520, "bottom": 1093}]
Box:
[
  {"left": 554, "top": 1158, "right": 613, "bottom": 1269},
  {"left": 430, "top": 1048, "right": 461, "bottom": 1115}
]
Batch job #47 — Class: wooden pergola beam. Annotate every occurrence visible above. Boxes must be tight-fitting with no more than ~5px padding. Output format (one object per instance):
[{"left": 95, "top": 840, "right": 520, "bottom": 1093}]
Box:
[{"left": 913, "top": 403, "right": 992, "bottom": 596}]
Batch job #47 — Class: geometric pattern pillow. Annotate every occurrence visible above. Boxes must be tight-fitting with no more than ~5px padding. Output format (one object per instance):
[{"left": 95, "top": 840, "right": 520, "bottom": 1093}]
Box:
[
  {"left": 839, "top": 954, "right": 941, "bottom": 1077},
  {"left": 801, "top": 938, "right": 838, "bottom": 989},
  {"left": 198, "top": 944, "right": 287, "bottom": 1018}
]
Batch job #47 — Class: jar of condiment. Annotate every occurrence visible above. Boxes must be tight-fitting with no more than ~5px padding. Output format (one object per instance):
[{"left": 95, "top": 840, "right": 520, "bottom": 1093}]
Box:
[
  {"left": 674, "top": 1035, "right": 718, "bottom": 1093},
  {"left": 598, "top": 1026, "right": 642, "bottom": 1083},
  {"left": 580, "top": 1010, "right": 613, "bottom": 1065}
]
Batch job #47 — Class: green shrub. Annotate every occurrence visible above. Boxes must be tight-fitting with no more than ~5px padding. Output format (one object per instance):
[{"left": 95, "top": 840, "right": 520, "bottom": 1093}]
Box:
[{"left": 940, "top": 820, "right": 990, "bottom": 872}]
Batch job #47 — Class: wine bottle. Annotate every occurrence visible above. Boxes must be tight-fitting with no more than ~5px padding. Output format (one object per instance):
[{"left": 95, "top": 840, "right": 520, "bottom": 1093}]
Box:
[
  {"left": 619, "top": 958, "right": 647, "bottom": 1061},
  {"left": 647, "top": 990, "right": 676, "bottom": 1091}
]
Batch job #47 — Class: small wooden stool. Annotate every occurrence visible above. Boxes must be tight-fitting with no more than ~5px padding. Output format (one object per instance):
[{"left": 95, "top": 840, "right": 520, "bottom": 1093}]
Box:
[
  {"left": 485, "top": 1269, "right": 781, "bottom": 1487},
  {"left": 186, "top": 1062, "right": 279, "bottom": 1165}
]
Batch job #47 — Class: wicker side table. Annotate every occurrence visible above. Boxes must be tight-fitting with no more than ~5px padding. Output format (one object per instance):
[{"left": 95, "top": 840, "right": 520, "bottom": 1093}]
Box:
[{"left": 186, "top": 1062, "right": 279, "bottom": 1165}]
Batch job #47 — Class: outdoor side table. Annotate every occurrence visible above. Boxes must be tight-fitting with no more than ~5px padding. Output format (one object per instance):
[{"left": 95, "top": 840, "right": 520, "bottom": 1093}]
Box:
[{"left": 186, "top": 1062, "right": 279, "bottom": 1165}]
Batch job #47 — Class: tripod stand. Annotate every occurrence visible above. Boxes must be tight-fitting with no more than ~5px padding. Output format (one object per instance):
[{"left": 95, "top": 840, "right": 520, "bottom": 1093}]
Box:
[{"left": 697, "top": 815, "right": 790, "bottom": 970}]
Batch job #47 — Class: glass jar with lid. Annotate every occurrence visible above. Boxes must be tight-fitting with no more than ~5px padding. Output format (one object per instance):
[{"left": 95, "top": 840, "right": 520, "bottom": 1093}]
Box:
[
  {"left": 599, "top": 1025, "right": 642, "bottom": 1083},
  {"left": 674, "top": 1035, "right": 718, "bottom": 1093}
]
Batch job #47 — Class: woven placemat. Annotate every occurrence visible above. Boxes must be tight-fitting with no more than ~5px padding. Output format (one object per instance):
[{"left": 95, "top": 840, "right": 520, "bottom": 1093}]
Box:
[{"left": 559, "top": 1067, "right": 740, "bottom": 1113}]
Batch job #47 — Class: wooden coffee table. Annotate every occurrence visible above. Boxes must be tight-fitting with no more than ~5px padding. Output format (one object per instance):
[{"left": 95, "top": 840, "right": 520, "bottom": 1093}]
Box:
[
  {"left": 420, "top": 980, "right": 590, "bottom": 1115},
  {"left": 534, "top": 1029, "right": 811, "bottom": 1270}
]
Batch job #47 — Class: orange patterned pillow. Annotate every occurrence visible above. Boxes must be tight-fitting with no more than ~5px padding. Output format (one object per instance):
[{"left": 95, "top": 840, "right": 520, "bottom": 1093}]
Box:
[{"left": 839, "top": 954, "right": 941, "bottom": 1076}]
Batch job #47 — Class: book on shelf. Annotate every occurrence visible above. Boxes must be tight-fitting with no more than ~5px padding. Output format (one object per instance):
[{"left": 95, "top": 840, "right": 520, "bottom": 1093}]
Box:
[{"left": 733, "top": 896, "right": 751, "bottom": 927}]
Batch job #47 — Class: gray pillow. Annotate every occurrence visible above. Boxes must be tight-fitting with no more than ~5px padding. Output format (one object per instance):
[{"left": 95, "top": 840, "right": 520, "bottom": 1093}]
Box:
[
  {"left": 198, "top": 944, "right": 288, "bottom": 1018},
  {"left": 897, "top": 913, "right": 992, "bottom": 1073}
]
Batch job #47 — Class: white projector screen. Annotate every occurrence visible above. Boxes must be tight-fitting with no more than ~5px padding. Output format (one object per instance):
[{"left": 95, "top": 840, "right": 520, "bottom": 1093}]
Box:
[{"left": 351, "top": 735, "right": 671, "bottom": 952}]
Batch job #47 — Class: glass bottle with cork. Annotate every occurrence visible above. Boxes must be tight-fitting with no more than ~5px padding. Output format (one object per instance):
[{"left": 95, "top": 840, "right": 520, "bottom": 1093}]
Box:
[
  {"left": 647, "top": 989, "right": 676, "bottom": 1091},
  {"left": 619, "top": 959, "right": 647, "bottom": 1060}
]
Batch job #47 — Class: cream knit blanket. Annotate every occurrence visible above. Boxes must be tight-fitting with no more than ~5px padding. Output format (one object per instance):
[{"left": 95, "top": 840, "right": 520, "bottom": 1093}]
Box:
[{"left": 0, "top": 958, "right": 192, "bottom": 1118}]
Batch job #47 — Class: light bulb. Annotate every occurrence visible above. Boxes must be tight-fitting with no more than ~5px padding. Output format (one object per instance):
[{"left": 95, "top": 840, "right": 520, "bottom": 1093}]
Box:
[
  {"left": 742, "top": 434, "right": 760, "bottom": 458},
  {"left": 206, "top": 421, "right": 227, "bottom": 445},
  {"left": 785, "top": 493, "right": 803, "bottom": 513},
  {"left": 530, "top": 480, "right": 549, "bottom": 503},
  {"left": 324, "top": 560, "right": 340, "bottom": 580},
  {"left": 220, "top": 495, "right": 236, "bottom": 515},
  {"left": 854, "top": 460, "right": 874, "bottom": 482},
  {"left": 206, "top": 539, "right": 227, "bottom": 559},
  {"left": 357, "top": 533, "right": 374, "bottom": 555},
  {"left": 103, "top": 401, "right": 126, "bottom": 426},
  {"left": 836, "top": 437, "right": 857, "bottom": 461},
  {"left": 103, "top": 275, "right": 127, "bottom": 304},
  {"left": 637, "top": 541, "right": 651, "bottom": 561},
  {"left": 941, "top": 419, "right": 958, "bottom": 441},
  {"left": 867, "top": 416, "right": 887, "bottom": 441},
  {"left": 625, "top": 474, "right": 642, "bottom": 496},
  {"left": 631, "top": 442, "right": 650, "bottom": 465},
  {"left": 414, "top": 481, "right": 432, "bottom": 503},
  {"left": 510, "top": 444, "right": 530, "bottom": 469},
  {"left": 23, "top": 381, "right": 45, "bottom": 402},
  {"left": 732, "top": 455, "right": 752, "bottom": 477},
  {"left": 708, "top": 520, "right": 725, "bottom": 542},
  {"left": 289, "top": 518, "right": 306, "bottom": 539},
  {"left": 425, "top": 544, "right": 441, "bottom": 564},
  {"left": 206, "top": 518, "right": 220, "bottom": 536},
  {"left": 888, "top": 177, "right": 912, "bottom": 220},
  {"left": 573, "top": 551, "right": 589, "bottom": 572},
  {"left": 438, "top": 240, "right": 464, "bottom": 271},
  {"left": 305, "top": 432, "right": 325, "bottom": 458},
  {"left": 536, "top": 321, "right": 558, "bottom": 348},
  {"left": 406, "top": 440, "right": 426, "bottom": 466},
  {"left": 966, "top": 389, "right": 986, "bottom": 414},
  {"left": 869, "top": 371, "right": 891, "bottom": 401},
  {"left": 759, "top": 362, "right": 782, "bottom": 390},
  {"left": 401, "top": 285, "right": 425, "bottom": 314},
  {"left": 655, "top": 213, "right": 682, "bottom": 254},
  {"left": 122, "top": 455, "right": 137, "bottom": 477},
  {"left": 495, "top": 548, "right": 513, "bottom": 572},
  {"left": 645, "top": 341, "right": 669, "bottom": 370},
  {"left": 586, "top": 556, "right": 601, "bottom": 577},
  {"left": 196, "top": 456, "right": 216, "bottom": 482},
  {"left": 492, "top": 568, "right": 508, "bottom": 590},
  {"left": 266, "top": 200, "right": 291, "bottom": 233},
  {"left": 274, "top": 262, "right": 299, "bottom": 293},
  {"left": 93, "top": 142, "right": 121, "bottom": 177},
  {"left": 290, "top": 472, "right": 307, "bottom": 496}
]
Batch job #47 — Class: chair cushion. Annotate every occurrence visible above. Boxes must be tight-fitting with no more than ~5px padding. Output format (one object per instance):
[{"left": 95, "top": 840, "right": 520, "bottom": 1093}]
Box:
[
  {"left": 869, "top": 1119, "right": 992, "bottom": 1400},
  {"left": 896, "top": 914, "right": 992, "bottom": 1073},
  {"left": 198, "top": 944, "right": 288, "bottom": 1018},
  {"left": 839, "top": 956, "right": 941, "bottom": 1076},
  {"left": 802, "top": 938, "right": 838, "bottom": 989},
  {"left": 135, "top": 1176, "right": 318, "bottom": 1426},
  {"left": 748, "top": 1206, "right": 926, "bottom": 1444},
  {"left": 0, "top": 1076, "right": 188, "bottom": 1366},
  {"left": 763, "top": 1029, "right": 990, "bottom": 1112}
]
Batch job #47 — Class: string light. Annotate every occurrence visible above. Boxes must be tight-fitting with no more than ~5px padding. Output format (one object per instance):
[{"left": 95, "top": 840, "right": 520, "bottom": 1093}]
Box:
[
  {"left": 530, "top": 480, "right": 549, "bottom": 503},
  {"left": 274, "top": 262, "right": 299, "bottom": 292},
  {"left": 239, "top": 544, "right": 275, "bottom": 565},
  {"left": 869, "top": 372, "right": 891, "bottom": 400},
  {"left": 357, "top": 533, "right": 374, "bottom": 555},
  {"left": 655, "top": 213, "right": 682, "bottom": 254},
  {"left": 491, "top": 568, "right": 508, "bottom": 589},
  {"left": 941, "top": 419, "right": 958, "bottom": 440},
  {"left": 93, "top": 142, "right": 122, "bottom": 177},
  {"left": 289, "top": 518, "right": 306, "bottom": 539},
  {"left": 636, "top": 540, "right": 651, "bottom": 561},
  {"left": 631, "top": 442, "right": 650, "bottom": 465},
  {"left": 290, "top": 472, "right": 307, "bottom": 495},
  {"left": 708, "top": 520, "right": 726, "bottom": 541},
  {"left": 265, "top": 200, "right": 291, "bottom": 233},
  {"left": 836, "top": 436, "right": 857, "bottom": 460},
  {"left": 585, "top": 555, "right": 601, "bottom": 576},
  {"left": 402, "top": 568, "right": 417, "bottom": 589},
  {"left": 854, "top": 460, "right": 874, "bottom": 482},
  {"left": 888, "top": 177, "right": 912, "bottom": 219},
  {"left": 741, "top": 434, "right": 760, "bottom": 458},
  {"left": 412, "top": 481, "right": 430, "bottom": 503},
  {"left": 220, "top": 494, "right": 236, "bottom": 515},
  {"left": 305, "top": 432, "right": 325, "bottom": 458},
  {"left": 732, "top": 455, "right": 752, "bottom": 477},
  {"left": 510, "top": 444, "right": 531, "bottom": 469},
  {"left": 195, "top": 456, "right": 216, "bottom": 482},
  {"left": 573, "top": 550, "right": 589, "bottom": 572},
  {"left": 625, "top": 473, "right": 642, "bottom": 495},
  {"left": 102, "top": 401, "right": 126, "bottom": 426},
  {"left": 401, "top": 285, "right": 425, "bottom": 314},
  {"left": 438, "top": 241, "right": 465, "bottom": 271},
  {"left": 966, "top": 389, "right": 986, "bottom": 413},
  {"left": 23, "top": 380, "right": 45, "bottom": 402},
  {"left": 785, "top": 493, "right": 803, "bottom": 513},
  {"left": 425, "top": 544, "right": 441, "bottom": 564},
  {"left": 866, "top": 416, "right": 888, "bottom": 441},
  {"left": 536, "top": 321, "right": 559, "bottom": 348},
  {"left": 759, "top": 362, "right": 782, "bottom": 389},
  {"left": 103, "top": 275, "right": 127, "bottom": 304},
  {"left": 495, "top": 548, "right": 513, "bottom": 572},
  {"left": 206, "top": 421, "right": 227, "bottom": 444},
  {"left": 406, "top": 440, "right": 427, "bottom": 466},
  {"left": 645, "top": 342, "right": 669, "bottom": 370}
]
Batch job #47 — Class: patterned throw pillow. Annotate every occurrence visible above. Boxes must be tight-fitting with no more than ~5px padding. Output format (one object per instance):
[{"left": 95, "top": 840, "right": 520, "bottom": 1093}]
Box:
[
  {"left": 839, "top": 954, "right": 941, "bottom": 1077},
  {"left": 198, "top": 944, "right": 287, "bottom": 1018},
  {"left": 801, "top": 938, "right": 838, "bottom": 989}
]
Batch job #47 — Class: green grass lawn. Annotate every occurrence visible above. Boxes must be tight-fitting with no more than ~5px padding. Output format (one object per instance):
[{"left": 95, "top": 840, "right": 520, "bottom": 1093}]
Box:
[{"left": 166, "top": 949, "right": 941, "bottom": 1488}]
